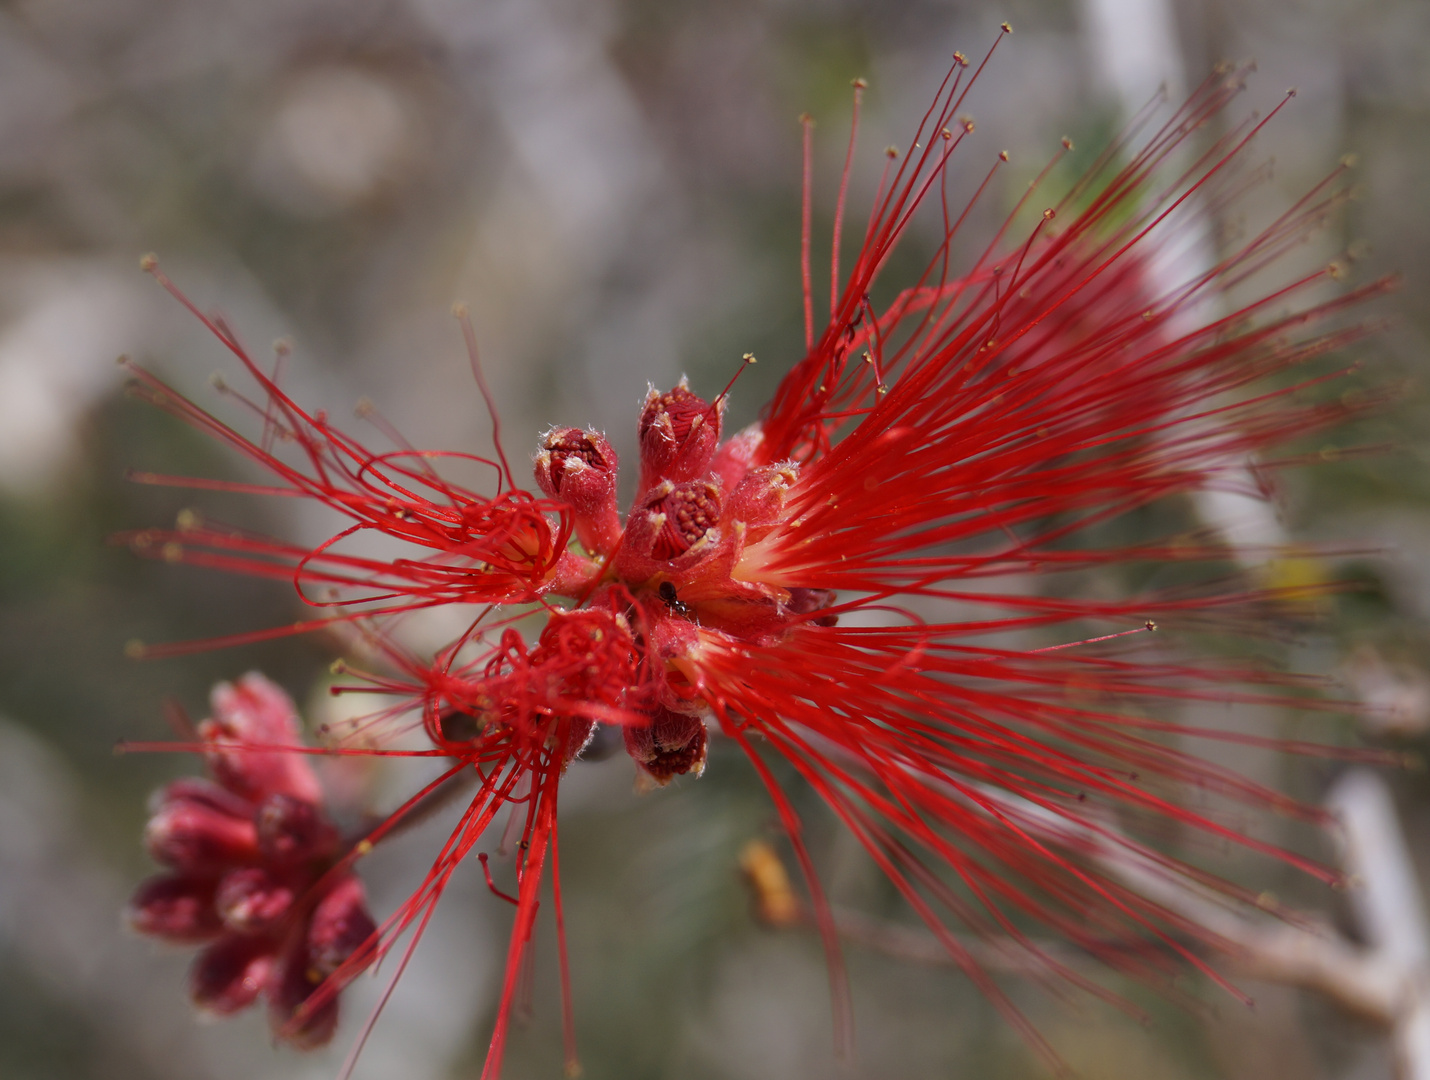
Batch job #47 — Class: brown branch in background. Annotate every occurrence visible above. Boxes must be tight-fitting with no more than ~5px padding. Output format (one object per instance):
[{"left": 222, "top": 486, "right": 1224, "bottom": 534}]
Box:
[
  {"left": 739, "top": 839, "right": 1169, "bottom": 977},
  {"left": 739, "top": 769, "right": 1430, "bottom": 1080}
]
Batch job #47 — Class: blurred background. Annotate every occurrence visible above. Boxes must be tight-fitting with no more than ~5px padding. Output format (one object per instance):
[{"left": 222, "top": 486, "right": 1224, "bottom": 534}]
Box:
[{"left": 1, "top": 0, "right": 1428, "bottom": 1077}]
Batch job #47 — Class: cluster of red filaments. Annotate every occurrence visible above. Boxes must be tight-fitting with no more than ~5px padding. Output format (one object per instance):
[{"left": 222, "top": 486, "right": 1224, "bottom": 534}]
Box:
[{"left": 118, "top": 33, "right": 1400, "bottom": 1079}]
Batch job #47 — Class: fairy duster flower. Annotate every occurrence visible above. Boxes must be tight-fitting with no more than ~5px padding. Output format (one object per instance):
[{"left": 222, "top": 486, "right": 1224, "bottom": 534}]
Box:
[{"left": 120, "top": 32, "right": 1393, "bottom": 1078}]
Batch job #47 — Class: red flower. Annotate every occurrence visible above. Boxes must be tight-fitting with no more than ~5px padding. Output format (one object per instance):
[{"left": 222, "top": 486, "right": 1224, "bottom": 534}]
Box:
[
  {"left": 128, "top": 673, "right": 376, "bottom": 1048},
  {"left": 121, "top": 38, "right": 1393, "bottom": 1079}
]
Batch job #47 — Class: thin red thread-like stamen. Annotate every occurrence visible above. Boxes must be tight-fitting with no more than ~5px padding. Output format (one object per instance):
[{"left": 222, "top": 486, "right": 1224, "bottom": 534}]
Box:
[
  {"left": 478, "top": 853, "right": 521, "bottom": 905},
  {"left": 719, "top": 712, "right": 854, "bottom": 1058},
  {"left": 550, "top": 789, "right": 581, "bottom": 1078},
  {"left": 454, "top": 304, "right": 516, "bottom": 495},
  {"left": 800, "top": 113, "right": 815, "bottom": 351},
  {"left": 831, "top": 79, "right": 865, "bottom": 318}
]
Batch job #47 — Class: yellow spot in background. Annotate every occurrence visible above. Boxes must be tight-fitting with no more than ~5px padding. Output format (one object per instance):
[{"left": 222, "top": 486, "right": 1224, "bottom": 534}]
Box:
[
  {"left": 1263, "top": 555, "right": 1330, "bottom": 614},
  {"left": 739, "top": 839, "right": 801, "bottom": 928}
]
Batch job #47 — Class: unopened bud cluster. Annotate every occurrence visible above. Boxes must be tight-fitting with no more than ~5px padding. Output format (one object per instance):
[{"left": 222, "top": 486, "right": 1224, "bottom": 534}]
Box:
[
  {"left": 128, "top": 673, "right": 374, "bottom": 1047},
  {"left": 531, "top": 377, "right": 837, "bottom": 785}
]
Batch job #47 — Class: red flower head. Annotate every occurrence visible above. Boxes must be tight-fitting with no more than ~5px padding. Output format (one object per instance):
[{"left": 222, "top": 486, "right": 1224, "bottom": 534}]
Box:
[
  {"left": 119, "top": 34, "right": 1394, "bottom": 1080},
  {"left": 128, "top": 673, "right": 376, "bottom": 1048}
]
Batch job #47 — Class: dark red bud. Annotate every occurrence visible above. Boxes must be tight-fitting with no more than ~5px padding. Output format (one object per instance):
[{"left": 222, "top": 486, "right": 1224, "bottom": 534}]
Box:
[
  {"left": 624, "top": 706, "right": 708, "bottom": 785},
  {"left": 626, "top": 480, "right": 722, "bottom": 562},
  {"left": 533, "top": 427, "right": 617, "bottom": 503},
  {"left": 145, "top": 791, "right": 259, "bottom": 872},
  {"left": 255, "top": 793, "right": 339, "bottom": 864},
  {"left": 202, "top": 673, "right": 323, "bottom": 805},
  {"left": 190, "top": 933, "right": 274, "bottom": 1016},
  {"left": 786, "top": 587, "right": 839, "bottom": 627},
  {"left": 268, "top": 949, "right": 340, "bottom": 1049},
  {"left": 128, "top": 874, "right": 222, "bottom": 942},
  {"left": 262, "top": 878, "right": 372, "bottom": 1050},
  {"left": 533, "top": 427, "right": 623, "bottom": 556},
  {"left": 216, "top": 867, "right": 296, "bottom": 933},
  {"left": 306, "top": 874, "right": 377, "bottom": 977},
  {"left": 638, "top": 381, "right": 721, "bottom": 490}
]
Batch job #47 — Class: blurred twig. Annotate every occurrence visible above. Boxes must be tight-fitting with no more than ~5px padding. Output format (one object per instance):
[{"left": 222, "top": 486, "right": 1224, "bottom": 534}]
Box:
[{"left": 743, "top": 768, "right": 1430, "bottom": 1080}]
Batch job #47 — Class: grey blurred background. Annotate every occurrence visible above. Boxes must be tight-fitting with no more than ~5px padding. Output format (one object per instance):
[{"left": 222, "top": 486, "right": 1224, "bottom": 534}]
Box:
[{"left": 1, "top": 0, "right": 1428, "bottom": 1077}]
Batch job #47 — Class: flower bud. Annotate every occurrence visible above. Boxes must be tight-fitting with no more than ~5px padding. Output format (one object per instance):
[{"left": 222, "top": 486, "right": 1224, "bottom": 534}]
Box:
[
  {"left": 785, "top": 587, "right": 839, "bottom": 627},
  {"left": 150, "top": 777, "right": 253, "bottom": 819},
  {"left": 623, "top": 705, "right": 708, "bottom": 785},
  {"left": 619, "top": 480, "right": 722, "bottom": 584},
  {"left": 638, "top": 381, "right": 721, "bottom": 490},
  {"left": 216, "top": 867, "right": 295, "bottom": 933},
  {"left": 191, "top": 933, "right": 274, "bottom": 1016},
  {"left": 255, "top": 793, "right": 339, "bottom": 865},
  {"left": 306, "top": 874, "right": 377, "bottom": 977},
  {"left": 129, "top": 874, "right": 222, "bottom": 942},
  {"left": 268, "top": 946, "right": 340, "bottom": 1049},
  {"left": 709, "top": 423, "right": 765, "bottom": 490},
  {"left": 256, "top": 875, "right": 375, "bottom": 1049},
  {"left": 533, "top": 427, "right": 624, "bottom": 555},
  {"left": 202, "top": 673, "right": 324, "bottom": 805},
  {"left": 727, "top": 463, "right": 798, "bottom": 539},
  {"left": 145, "top": 789, "right": 259, "bottom": 872}
]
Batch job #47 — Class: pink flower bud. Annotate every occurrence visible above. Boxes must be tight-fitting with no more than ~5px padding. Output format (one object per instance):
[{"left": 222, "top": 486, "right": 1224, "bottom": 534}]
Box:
[
  {"left": 638, "top": 381, "right": 721, "bottom": 491},
  {"left": 202, "top": 673, "right": 324, "bottom": 804},
  {"left": 269, "top": 912, "right": 357, "bottom": 1050},
  {"left": 145, "top": 789, "right": 259, "bottom": 873},
  {"left": 255, "top": 794, "right": 339, "bottom": 865},
  {"left": 623, "top": 705, "right": 708, "bottom": 785},
  {"left": 216, "top": 868, "right": 295, "bottom": 933},
  {"left": 306, "top": 874, "right": 377, "bottom": 977},
  {"left": 726, "top": 463, "right": 797, "bottom": 541},
  {"left": 709, "top": 423, "right": 765, "bottom": 490},
  {"left": 190, "top": 933, "right": 274, "bottom": 1016},
  {"left": 150, "top": 777, "right": 253, "bottom": 819},
  {"left": 533, "top": 427, "right": 624, "bottom": 556},
  {"left": 128, "top": 874, "right": 222, "bottom": 942},
  {"left": 785, "top": 587, "right": 839, "bottom": 627},
  {"left": 268, "top": 956, "right": 340, "bottom": 1049}
]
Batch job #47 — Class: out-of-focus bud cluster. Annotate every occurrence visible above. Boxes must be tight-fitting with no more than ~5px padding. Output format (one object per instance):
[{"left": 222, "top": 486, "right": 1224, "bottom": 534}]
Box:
[{"left": 128, "top": 673, "right": 375, "bottom": 1048}]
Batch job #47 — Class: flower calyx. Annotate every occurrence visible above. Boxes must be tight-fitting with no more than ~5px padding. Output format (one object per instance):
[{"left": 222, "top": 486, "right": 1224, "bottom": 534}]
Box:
[
  {"left": 624, "top": 704, "right": 709, "bottom": 786},
  {"left": 637, "top": 379, "right": 723, "bottom": 491},
  {"left": 623, "top": 479, "right": 723, "bottom": 565},
  {"left": 533, "top": 426, "right": 623, "bottom": 556}
]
